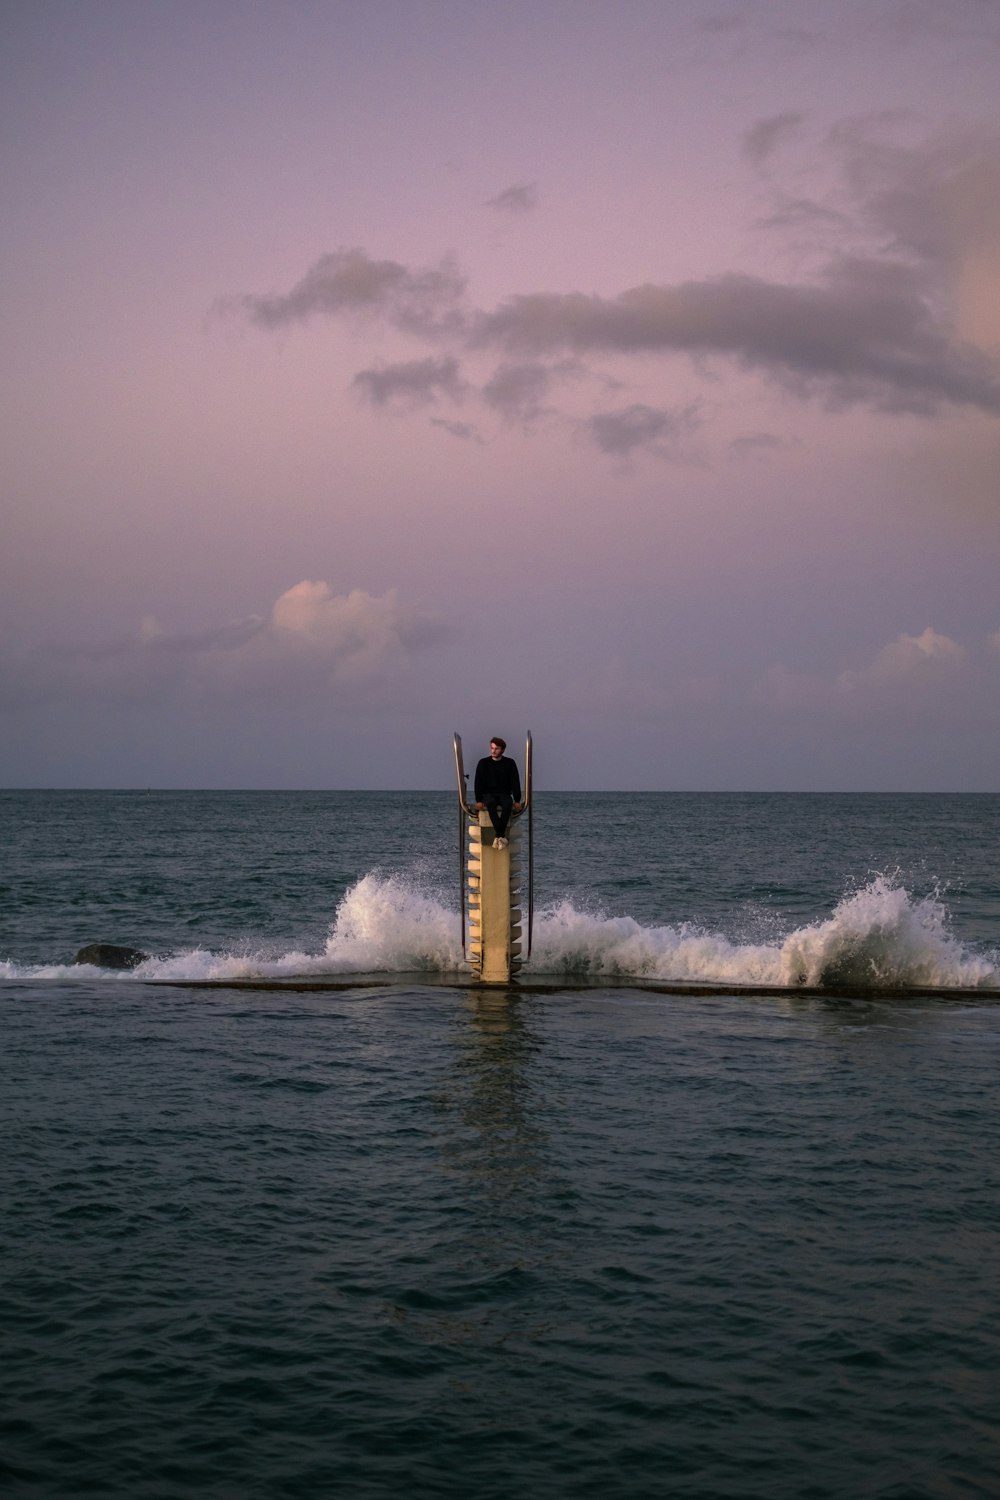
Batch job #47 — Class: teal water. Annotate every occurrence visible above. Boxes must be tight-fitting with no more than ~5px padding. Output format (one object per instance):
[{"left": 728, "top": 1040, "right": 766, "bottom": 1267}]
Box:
[{"left": 2, "top": 792, "right": 1000, "bottom": 1496}]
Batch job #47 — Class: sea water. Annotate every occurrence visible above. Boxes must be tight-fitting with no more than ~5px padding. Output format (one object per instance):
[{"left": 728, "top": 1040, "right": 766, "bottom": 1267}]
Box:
[{"left": 2, "top": 790, "right": 1000, "bottom": 1497}]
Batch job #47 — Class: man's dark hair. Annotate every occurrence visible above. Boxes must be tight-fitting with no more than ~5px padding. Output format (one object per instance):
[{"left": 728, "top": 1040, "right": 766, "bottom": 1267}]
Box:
[{"left": 490, "top": 736, "right": 507, "bottom": 751}]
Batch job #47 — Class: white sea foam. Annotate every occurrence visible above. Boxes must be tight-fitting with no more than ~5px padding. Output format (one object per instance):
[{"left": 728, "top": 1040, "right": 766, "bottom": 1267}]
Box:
[
  {"left": 320, "top": 872, "right": 465, "bottom": 974},
  {"left": 777, "top": 874, "right": 996, "bottom": 989},
  {"left": 529, "top": 875, "right": 997, "bottom": 988},
  {"left": 527, "top": 901, "right": 781, "bottom": 984},
  {"left": 4, "top": 872, "right": 997, "bottom": 989}
]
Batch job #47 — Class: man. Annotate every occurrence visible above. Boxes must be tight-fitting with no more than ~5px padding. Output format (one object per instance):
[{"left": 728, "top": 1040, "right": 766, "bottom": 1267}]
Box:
[{"left": 474, "top": 736, "right": 523, "bottom": 849}]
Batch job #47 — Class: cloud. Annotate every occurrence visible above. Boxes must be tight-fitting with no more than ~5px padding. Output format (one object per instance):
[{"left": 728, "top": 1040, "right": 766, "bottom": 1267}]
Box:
[
  {"left": 751, "top": 626, "right": 972, "bottom": 727},
  {"left": 586, "top": 402, "right": 699, "bottom": 457},
  {"left": 352, "top": 356, "right": 465, "bottom": 408},
  {"left": 568, "top": 622, "right": 992, "bottom": 745},
  {"left": 743, "top": 111, "right": 805, "bottom": 167},
  {"left": 560, "top": 654, "right": 723, "bottom": 720},
  {"left": 229, "top": 247, "right": 466, "bottom": 339},
  {"left": 825, "top": 121, "right": 1000, "bottom": 355},
  {"left": 486, "top": 181, "right": 538, "bottom": 214},
  {"left": 837, "top": 626, "right": 964, "bottom": 692},
  {"left": 728, "top": 431, "right": 786, "bottom": 459},
  {"left": 472, "top": 258, "right": 1000, "bottom": 415},
  {"left": 228, "top": 127, "right": 1000, "bottom": 442},
  {"left": 756, "top": 197, "right": 852, "bottom": 233},
  {"left": 481, "top": 361, "right": 551, "bottom": 423},
  {"left": 752, "top": 119, "right": 1000, "bottom": 344},
  {"left": 828, "top": 120, "right": 999, "bottom": 265},
  {"left": 693, "top": 10, "right": 819, "bottom": 62},
  {"left": 0, "top": 583, "right": 445, "bottom": 710},
  {"left": 430, "top": 418, "right": 485, "bottom": 444}
]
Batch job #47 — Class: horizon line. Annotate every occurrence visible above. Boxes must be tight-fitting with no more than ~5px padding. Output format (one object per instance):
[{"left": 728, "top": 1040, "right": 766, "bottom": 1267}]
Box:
[{"left": 2, "top": 786, "right": 997, "bottom": 797}]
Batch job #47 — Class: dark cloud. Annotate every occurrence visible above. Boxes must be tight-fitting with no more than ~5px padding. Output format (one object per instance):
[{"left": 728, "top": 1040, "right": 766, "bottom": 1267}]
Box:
[
  {"left": 481, "top": 361, "right": 551, "bottom": 423},
  {"left": 473, "top": 256, "right": 1000, "bottom": 415},
  {"left": 430, "top": 418, "right": 485, "bottom": 444},
  {"left": 352, "top": 356, "right": 465, "bottom": 408},
  {"left": 861, "top": 1, "right": 1000, "bottom": 50},
  {"left": 231, "top": 247, "right": 466, "bottom": 338},
  {"left": 587, "top": 403, "right": 698, "bottom": 457},
  {"left": 486, "top": 181, "right": 538, "bottom": 215},
  {"left": 756, "top": 196, "right": 852, "bottom": 232},
  {"left": 743, "top": 111, "right": 804, "bottom": 167},
  {"left": 231, "top": 129, "right": 1000, "bottom": 432},
  {"left": 694, "top": 10, "right": 819, "bottom": 59},
  {"left": 827, "top": 120, "right": 1000, "bottom": 273}
]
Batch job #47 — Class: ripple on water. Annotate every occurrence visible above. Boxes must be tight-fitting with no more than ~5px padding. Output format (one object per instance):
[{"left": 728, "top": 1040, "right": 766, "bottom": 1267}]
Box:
[{"left": 3, "top": 984, "right": 1000, "bottom": 1498}]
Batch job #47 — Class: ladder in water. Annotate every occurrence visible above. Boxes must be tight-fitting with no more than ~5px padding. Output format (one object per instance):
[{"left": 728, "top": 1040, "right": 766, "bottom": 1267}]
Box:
[{"left": 453, "top": 732, "right": 533, "bottom": 983}]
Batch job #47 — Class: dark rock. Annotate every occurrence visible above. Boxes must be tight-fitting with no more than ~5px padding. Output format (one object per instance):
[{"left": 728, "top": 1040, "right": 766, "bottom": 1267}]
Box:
[{"left": 73, "top": 943, "right": 149, "bottom": 971}]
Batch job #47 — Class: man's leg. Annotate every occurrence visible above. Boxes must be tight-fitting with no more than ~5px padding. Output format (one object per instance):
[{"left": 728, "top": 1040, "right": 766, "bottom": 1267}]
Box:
[{"left": 487, "top": 794, "right": 513, "bottom": 839}]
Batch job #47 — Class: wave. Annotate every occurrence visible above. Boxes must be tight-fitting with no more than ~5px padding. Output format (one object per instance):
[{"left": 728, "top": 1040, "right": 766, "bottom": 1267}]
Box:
[
  {"left": 2, "top": 872, "right": 996, "bottom": 990},
  {"left": 529, "top": 875, "right": 997, "bottom": 989}
]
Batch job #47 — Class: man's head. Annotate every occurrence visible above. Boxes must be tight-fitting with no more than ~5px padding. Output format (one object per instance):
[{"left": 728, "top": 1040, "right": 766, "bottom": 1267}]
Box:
[{"left": 490, "top": 737, "right": 506, "bottom": 758}]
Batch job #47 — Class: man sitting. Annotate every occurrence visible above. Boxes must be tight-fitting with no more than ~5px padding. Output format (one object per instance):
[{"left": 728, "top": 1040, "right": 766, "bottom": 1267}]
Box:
[{"left": 474, "top": 736, "right": 523, "bottom": 849}]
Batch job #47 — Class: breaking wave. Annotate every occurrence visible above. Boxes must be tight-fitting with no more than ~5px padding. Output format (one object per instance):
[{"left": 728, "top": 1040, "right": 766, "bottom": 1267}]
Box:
[
  {"left": 529, "top": 875, "right": 997, "bottom": 989},
  {"left": 3, "top": 872, "right": 997, "bottom": 990}
]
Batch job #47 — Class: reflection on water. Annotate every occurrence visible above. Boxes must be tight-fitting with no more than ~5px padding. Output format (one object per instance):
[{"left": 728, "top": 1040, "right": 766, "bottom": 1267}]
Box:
[
  {"left": 7, "top": 978, "right": 1000, "bottom": 1499},
  {"left": 388, "top": 992, "right": 556, "bottom": 1362},
  {"left": 435, "top": 990, "right": 547, "bottom": 1206}
]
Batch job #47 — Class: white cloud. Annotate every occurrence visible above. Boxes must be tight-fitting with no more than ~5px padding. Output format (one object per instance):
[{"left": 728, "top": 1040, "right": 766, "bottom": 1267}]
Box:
[
  {"left": 262, "top": 581, "right": 440, "bottom": 682},
  {"left": 837, "top": 626, "right": 964, "bottom": 692},
  {"left": 0, "top": 583, "right": 446, "bottom": 709},
  {"left": 744, "top": 627, "right": 975, "bottom": 727}
]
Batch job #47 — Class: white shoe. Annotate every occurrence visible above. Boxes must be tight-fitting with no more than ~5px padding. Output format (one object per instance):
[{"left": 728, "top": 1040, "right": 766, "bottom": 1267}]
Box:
[{"left": 495, "top": 837, "right": 508, "bottom": 849}]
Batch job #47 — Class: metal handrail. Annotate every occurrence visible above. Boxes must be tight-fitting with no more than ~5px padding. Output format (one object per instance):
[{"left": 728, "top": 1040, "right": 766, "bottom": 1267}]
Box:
[
  {"left": 453, "top": 732, "right": 474, "bottom": 815},
  {"left": 524, "top": 731, "right": 533, "bottom": 956}
]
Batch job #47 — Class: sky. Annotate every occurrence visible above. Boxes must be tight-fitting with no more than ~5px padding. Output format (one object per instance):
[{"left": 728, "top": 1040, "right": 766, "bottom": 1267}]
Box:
[{"left": 2, "top": 0, "right": 1000, "bottom": 790}]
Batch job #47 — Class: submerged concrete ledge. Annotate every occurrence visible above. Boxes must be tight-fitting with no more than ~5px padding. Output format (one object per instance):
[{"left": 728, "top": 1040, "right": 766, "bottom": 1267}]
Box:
[{"left": 143, "top": 972, "right": 1000, "bottom": 1002}]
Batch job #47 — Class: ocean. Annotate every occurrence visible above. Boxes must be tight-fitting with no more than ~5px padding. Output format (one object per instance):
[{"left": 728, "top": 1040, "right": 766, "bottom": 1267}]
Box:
[{"left": 3, "top": 789, "right": 1000, "bottom": 1497}]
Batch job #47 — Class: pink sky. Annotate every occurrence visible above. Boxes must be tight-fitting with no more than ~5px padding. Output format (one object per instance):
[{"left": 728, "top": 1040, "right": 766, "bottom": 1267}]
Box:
[{"left": 3, "top": 0, "right": 1000, "bottom": 788}]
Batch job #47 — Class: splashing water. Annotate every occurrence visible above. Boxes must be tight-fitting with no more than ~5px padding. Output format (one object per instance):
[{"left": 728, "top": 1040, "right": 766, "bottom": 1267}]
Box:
[
  {"left": 779, "top": 874, "right": 995, "bottom": 989},
  {"left": 321, "top": 872, "right": 464, "bottom": 973},
  {"left": 105, "top": 874, "right": 466, "bottom": 982},
  {"left": 527, "top": 900, "right": 781, "bottom": 984},
  {"left": 2, "top": 872, "right": 996, "bottom": 989},
  {"left": 530, "top": 875, "right": 996, "bottom": 988}
]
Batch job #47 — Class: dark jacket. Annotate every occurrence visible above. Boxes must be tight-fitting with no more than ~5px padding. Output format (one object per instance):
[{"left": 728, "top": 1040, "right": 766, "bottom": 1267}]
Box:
[{"left": 475, "top": 754, "right": 521, "bottom": 803}]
